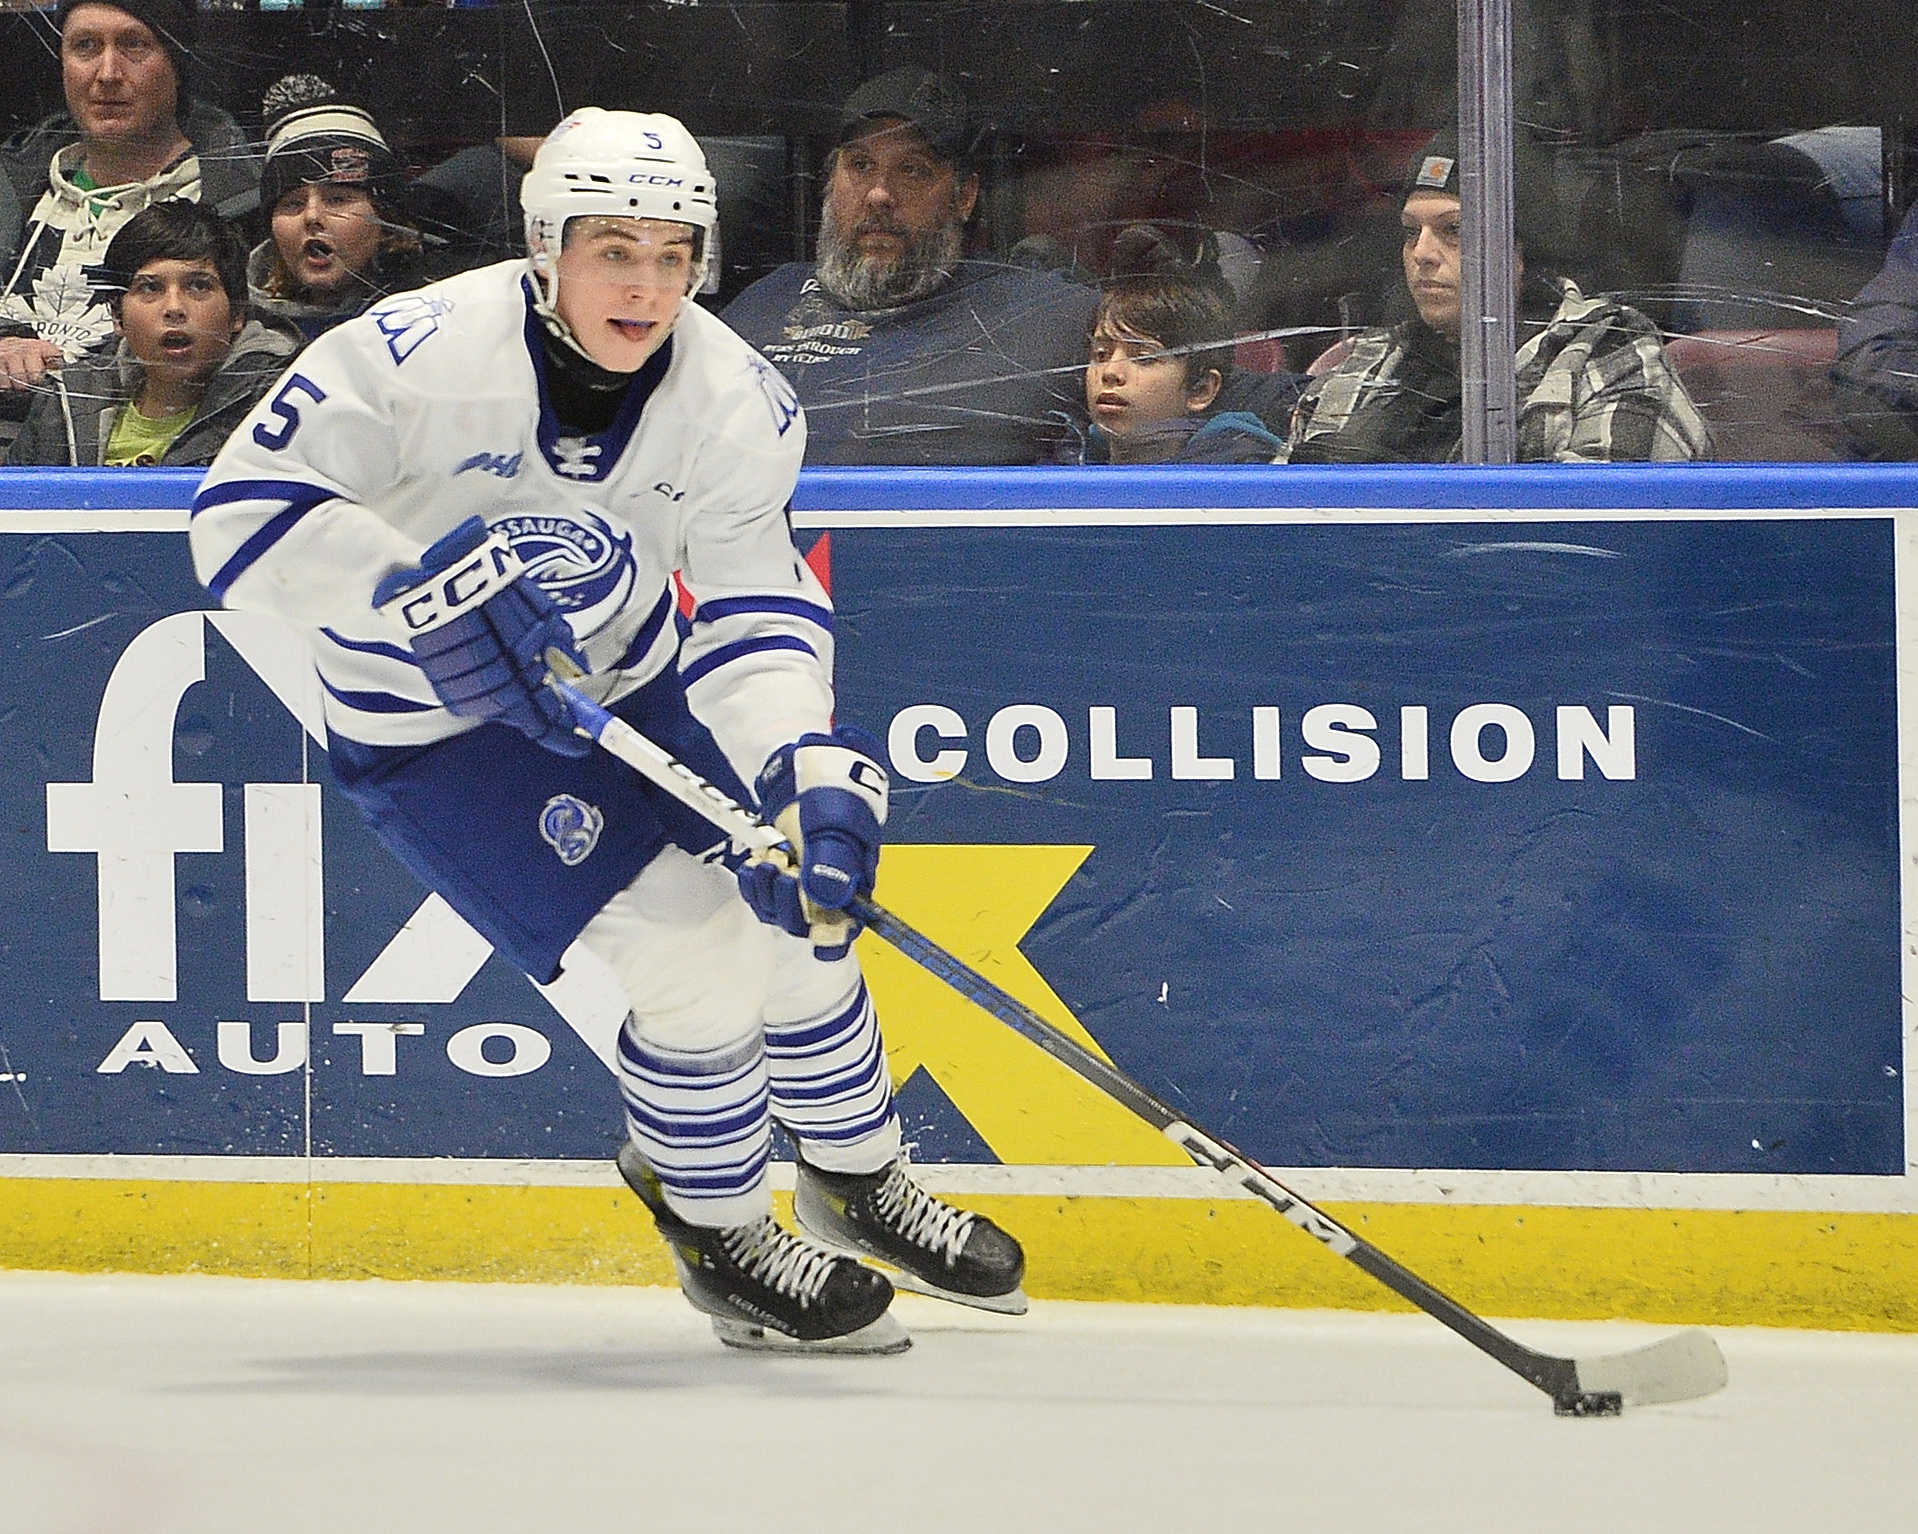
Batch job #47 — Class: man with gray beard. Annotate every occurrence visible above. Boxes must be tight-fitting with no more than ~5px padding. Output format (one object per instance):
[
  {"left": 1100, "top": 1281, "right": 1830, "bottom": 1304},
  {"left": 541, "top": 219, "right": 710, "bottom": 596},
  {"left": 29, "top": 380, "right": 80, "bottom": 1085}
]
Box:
[{"left": 723, "top": 70, "right": 1096, "bottom": 465}]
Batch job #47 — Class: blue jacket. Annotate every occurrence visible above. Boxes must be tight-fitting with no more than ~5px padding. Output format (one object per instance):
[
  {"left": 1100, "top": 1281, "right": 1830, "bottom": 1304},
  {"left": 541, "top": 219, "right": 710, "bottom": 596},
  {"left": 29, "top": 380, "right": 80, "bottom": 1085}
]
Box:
[
  {"left": 1081, "top": 410, "right": 1286, "bottom": 465},
  {"left": 1833, "top": 202, "right": 1918, "bottom": 460}
]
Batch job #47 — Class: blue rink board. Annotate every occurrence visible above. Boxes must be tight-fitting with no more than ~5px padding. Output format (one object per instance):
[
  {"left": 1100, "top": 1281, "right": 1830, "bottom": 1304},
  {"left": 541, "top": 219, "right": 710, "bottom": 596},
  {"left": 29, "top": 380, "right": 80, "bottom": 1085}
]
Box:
[{"left": 0, "top": 466, "right": 1906, "bottom": 1174}]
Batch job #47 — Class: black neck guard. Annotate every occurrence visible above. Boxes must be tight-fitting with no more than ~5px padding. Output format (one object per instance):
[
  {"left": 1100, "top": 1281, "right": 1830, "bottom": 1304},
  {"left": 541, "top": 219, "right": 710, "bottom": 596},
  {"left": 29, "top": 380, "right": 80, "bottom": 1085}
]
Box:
[{"left": 540, "top": 316, "right": 644, "bottom": 435}]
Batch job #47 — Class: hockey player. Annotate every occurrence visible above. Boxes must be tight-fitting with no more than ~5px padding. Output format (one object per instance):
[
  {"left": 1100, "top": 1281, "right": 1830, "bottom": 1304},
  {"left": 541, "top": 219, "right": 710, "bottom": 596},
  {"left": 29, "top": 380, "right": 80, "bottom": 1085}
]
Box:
[{"left": 191, "top": 108, "right": 1025, "bottom": 1354}]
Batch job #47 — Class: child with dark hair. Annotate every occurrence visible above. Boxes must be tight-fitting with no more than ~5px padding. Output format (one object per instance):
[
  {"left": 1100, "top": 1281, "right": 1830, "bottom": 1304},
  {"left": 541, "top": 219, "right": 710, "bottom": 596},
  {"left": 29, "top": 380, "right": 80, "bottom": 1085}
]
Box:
[
  {"left": 1080, "top": 226, "right": 1286, "bottom": 465},
  {"left": 4, "top": 199, "right": 295, "bottom": 466}
]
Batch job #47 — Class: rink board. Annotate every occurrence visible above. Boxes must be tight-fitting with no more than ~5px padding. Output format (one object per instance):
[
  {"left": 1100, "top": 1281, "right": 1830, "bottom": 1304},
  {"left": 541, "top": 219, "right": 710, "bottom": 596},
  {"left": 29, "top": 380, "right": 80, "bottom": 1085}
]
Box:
[{"left": 0, "top": 463, "right": 1915, "bottom": 1329}]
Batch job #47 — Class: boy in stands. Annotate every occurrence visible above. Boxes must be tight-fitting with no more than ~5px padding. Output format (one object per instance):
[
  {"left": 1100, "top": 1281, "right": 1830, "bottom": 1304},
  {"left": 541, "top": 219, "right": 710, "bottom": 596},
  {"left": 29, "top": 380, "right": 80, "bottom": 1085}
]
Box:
[
  {"left": 6, "top": 199, "right": 292, "bottom": 466},
  {"left": 1081, "top": 226, "right": 1284, "bottom": 465}
]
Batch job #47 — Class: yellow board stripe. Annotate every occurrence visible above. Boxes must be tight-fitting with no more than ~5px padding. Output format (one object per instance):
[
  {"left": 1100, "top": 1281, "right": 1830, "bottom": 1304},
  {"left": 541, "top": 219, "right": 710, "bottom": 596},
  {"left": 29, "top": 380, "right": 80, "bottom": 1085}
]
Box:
[{"left": 2, "top": 1178, "right": 1915, "bottom": 1332}]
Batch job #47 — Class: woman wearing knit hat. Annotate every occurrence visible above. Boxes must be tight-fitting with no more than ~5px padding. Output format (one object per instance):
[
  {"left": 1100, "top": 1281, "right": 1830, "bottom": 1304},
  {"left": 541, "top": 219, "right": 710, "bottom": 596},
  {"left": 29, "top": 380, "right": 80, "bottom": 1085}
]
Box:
[
  {"left": 1282, "top": 128, "right": 1712, "bottom": 464},
  {"left": 247, "top": 77, "right": 428, "bottom": 344}
]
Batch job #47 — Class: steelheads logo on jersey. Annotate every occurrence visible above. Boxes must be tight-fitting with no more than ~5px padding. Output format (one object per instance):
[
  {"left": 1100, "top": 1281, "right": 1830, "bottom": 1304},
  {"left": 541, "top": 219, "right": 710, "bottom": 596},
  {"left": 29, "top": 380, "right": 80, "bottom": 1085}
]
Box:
[{"left": 496, "top": 510, "right": 637, "bottom": 637}]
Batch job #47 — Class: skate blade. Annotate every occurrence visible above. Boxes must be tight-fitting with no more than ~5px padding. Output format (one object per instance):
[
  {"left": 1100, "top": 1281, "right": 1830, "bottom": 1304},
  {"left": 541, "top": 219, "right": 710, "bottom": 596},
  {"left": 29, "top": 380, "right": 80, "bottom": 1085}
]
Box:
[
  {"left": 888, "top": 1270, "right": 1030, "bottom": 1316},
  {"left": 794, "top": 1208, "right": 1030, "bottom": 1316},
  {"left": 709, "top": 1313, "right": 912, "bottom": 1356}
]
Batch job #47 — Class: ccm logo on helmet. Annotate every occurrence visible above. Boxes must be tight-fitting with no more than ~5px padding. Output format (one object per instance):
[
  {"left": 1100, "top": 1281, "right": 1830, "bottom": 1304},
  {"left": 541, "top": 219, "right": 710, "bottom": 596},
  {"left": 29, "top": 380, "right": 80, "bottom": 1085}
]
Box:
[{"left": 629, "top": 174, "right": 686, "bottom": 187}]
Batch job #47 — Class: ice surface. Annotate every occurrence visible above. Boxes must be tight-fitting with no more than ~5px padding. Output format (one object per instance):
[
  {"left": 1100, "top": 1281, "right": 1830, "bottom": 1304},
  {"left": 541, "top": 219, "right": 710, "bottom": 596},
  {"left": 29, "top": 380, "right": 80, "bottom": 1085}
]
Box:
[{"left": 1, "top": 1271, "right": 1913, "bottom": 1534}]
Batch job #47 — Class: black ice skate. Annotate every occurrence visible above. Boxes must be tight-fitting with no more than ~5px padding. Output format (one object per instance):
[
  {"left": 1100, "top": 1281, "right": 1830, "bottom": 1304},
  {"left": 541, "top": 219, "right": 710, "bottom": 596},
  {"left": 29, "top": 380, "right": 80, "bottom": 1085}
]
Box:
[
  {"left": 794, "top": 1154, "right": 1029, "bottom": 1315},
  {"left": 616, "top": 1142, "right": 909, "bottom": 1355}
]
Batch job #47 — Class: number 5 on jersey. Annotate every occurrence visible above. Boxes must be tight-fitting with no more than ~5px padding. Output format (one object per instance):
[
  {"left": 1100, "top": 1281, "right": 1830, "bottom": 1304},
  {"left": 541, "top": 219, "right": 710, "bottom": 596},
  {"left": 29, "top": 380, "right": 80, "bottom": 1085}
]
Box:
[{"left": 253, "top": 374, "right": 329, "bottom": 451}]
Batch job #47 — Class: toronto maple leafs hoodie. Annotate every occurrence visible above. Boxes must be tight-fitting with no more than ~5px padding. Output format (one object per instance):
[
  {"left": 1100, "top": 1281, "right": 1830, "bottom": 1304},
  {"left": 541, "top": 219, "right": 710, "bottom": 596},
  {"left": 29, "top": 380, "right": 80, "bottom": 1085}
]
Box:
[{"left": 0, "top": 99, "right": 259, "bottom": 367}]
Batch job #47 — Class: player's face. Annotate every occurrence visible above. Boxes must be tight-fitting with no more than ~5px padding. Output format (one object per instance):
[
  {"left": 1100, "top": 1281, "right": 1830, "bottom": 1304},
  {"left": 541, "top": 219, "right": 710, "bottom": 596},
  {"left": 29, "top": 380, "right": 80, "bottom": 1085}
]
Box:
[
  {"left": 827, "top": 121, "right": 979, "bottom": 258},
  {"left": 61, "top": 4, "right": 180, "bottom": 147},
  {"left": 1086, "top": 324, "right": 1221, "bottom": 445},
  {"left": 115, "top": 257, "right": 241, "bottom": 385},
  {"left": 272, "top": 184, "right": 386, "bottom": 299},
  {"left": 552, "top": 217, "right": 694, "bottom": 372}
]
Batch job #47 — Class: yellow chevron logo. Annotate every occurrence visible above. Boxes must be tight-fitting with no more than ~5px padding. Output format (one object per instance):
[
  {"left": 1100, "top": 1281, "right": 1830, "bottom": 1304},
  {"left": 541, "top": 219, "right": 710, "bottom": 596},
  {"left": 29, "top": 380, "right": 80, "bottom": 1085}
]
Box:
[{"left": 858, "top": 845, "right": 1187, "bottom": 1167}]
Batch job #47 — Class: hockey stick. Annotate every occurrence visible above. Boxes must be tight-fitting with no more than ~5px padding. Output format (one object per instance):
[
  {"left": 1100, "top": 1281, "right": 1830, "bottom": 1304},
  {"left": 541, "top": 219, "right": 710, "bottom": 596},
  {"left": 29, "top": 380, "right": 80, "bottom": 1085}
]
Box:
[{"left": 546, "top": 662, "right": 1728, "bottom": 1415}]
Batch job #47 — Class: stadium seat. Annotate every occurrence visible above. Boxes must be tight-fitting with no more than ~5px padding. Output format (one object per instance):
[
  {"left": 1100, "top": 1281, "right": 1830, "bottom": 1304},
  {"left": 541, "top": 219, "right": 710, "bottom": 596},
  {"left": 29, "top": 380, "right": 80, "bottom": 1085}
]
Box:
[
  {"left": 1306, "top": 336, "right": 1357, "bottom": 376},
  {"left": 1661, "top": 328, "right": 1844, "bottom": 461}
]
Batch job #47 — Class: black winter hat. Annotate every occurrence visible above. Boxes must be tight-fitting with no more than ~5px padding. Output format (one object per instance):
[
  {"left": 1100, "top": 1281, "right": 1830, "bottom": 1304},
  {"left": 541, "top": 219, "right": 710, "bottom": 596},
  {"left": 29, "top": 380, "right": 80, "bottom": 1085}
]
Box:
[
  {"left": 839, "top": 68, "right": 978, "bottom": 166},
  {"left": 258, "top": 75, "right": 404, "bottom": 215},
  {"left": 1404, "top": 128, "right": 1570, "bottom": 271},
  {"left": 56, "top": 0, "right": 196, "bottom": 88}
]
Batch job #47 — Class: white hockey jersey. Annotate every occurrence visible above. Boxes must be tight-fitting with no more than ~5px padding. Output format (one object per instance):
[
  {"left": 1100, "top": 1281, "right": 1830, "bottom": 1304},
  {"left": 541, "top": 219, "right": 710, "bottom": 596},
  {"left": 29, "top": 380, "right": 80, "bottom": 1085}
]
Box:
[{"left": 191, "top": 260, "right": 827, "bottom": 786}]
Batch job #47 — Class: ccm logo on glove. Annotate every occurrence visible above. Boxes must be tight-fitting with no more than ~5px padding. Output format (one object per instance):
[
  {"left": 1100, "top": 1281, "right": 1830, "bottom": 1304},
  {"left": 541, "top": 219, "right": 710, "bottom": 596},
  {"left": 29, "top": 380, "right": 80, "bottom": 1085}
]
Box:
[
  {"left": 383, "top": 532, "right": 529, "bottom": 634},
  {"left": 371, "top": 516, "right": 590, "bottom": 758},
  {"left": 741, "top": 729, "right": 890, "bottom": 960}
]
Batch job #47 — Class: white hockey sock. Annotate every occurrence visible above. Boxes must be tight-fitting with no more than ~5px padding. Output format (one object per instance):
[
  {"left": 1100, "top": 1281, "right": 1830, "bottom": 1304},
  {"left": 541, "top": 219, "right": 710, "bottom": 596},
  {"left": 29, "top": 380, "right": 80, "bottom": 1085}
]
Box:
[
  {"left": 617, "top": 1023, "right": 773, "bottom": 1228},
  {"left": 766, "top": 977, "right": 902, "bottom": 1175}
]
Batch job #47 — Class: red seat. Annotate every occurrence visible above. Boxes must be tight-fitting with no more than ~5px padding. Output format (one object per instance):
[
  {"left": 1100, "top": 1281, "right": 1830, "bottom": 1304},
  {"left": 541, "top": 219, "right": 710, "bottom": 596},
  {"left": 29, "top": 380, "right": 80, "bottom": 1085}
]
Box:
[
  {"left": 1234, "top": 336, "right": 1290, "bottom": 374},
  {"left": 1661, "top": 328, "right": 1842, "bottom": 462},
  {"left": 1306, "top": 336, "right": 1357, "bottom": 376}
]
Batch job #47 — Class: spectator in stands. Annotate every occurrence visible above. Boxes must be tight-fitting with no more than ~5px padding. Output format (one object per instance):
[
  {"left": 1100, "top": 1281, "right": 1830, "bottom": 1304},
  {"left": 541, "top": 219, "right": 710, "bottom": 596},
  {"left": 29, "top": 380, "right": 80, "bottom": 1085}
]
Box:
[
  {"left": 1831, "top": 201, "right": 1918, "bottom": 461},
  {"left": 1080, "top": 226, "right": 1284, "bottom": 464},
  {"left": 722, "top": 69, "right": 1097, "bottom": 465},
  {"left": 1283, "top": 131, "right": 1711, "bottom": 464},
  {"left": 5, "top": 200, "right": 295, "bottom": 467},
  {"left": 247, "top": 77, "right": 435, "bottom": 343},
  {"left": 0, "top": 1, "right": 259, "bottom": 436}
]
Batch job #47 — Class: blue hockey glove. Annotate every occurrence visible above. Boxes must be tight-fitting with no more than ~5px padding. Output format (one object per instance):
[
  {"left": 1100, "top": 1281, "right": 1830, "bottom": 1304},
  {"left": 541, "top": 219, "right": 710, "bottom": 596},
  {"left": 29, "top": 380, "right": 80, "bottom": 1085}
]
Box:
[
  {"left": 372, "top": 516, "right": 590, "bottom": 757},
  {"left": 738, "top": 727, "right": 889, "bottom": 960}
]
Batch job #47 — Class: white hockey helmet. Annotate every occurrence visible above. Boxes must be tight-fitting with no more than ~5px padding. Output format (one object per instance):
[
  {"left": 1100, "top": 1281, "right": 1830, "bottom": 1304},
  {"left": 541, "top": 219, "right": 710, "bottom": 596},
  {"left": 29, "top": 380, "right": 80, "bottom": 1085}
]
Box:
[{"left": 522, "top": 108, "right": 721, "bottom": 319}]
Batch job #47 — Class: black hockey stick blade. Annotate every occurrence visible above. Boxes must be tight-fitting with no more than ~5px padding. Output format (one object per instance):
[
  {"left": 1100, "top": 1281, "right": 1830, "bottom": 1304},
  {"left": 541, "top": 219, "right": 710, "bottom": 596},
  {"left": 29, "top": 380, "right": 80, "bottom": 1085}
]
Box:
[{"left": 544, "top": 672, "right": 1729, "bottom": 1414}]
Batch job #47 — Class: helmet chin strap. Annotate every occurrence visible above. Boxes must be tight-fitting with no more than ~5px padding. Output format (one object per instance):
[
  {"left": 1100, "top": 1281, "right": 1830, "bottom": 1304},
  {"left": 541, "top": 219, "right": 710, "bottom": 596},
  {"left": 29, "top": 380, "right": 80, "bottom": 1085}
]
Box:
[
  {"left": 529, "top": 261, "right": 645, "bottom": 392},
  {"left": 535, "top": 303, "right": 639, "bottom": 392}
]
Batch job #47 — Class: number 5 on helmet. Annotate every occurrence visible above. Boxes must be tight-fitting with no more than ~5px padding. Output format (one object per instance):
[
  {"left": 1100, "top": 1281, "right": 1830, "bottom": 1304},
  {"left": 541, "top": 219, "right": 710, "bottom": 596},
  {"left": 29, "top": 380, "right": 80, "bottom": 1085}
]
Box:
[{"left": 373, "top": 515, "right": 591, "bottom": 757}]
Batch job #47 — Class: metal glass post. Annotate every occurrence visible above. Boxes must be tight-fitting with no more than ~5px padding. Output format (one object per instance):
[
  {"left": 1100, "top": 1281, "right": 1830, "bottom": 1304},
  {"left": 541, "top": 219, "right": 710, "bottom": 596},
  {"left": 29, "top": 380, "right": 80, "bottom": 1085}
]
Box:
[{"left": 1457, "top": 0, "right": 1518, "bottom": 464}]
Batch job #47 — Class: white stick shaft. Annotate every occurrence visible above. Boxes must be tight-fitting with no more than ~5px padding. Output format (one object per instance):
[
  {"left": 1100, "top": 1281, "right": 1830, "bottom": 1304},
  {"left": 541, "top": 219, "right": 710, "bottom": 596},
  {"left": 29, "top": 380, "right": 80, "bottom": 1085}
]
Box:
[
  {"left": 549, "top": 676, "right": 785, "bottom": 857},
  {"left": 544, "top": 664, "right": 1727, "bottom": 1413}
]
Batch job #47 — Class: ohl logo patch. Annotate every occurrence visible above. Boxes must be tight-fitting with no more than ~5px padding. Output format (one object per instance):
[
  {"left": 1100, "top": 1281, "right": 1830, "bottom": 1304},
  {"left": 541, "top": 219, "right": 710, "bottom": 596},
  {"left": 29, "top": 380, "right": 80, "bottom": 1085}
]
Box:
[
  {"left": 496, "top": 509, "right": 637, "bottom": 638},
  {"left": 539, "top": 794, "right": 604, "bottom": 866}
]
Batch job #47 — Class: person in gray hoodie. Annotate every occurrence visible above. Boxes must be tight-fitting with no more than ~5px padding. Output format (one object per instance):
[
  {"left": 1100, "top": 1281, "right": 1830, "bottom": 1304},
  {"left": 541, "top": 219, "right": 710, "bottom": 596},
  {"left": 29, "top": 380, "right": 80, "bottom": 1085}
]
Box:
[
  {"left": 0, "top": 1, "right": 259, "bottom": 442},
  {"left": 6, "top": 200, "right": 293, "bottom": 468}
]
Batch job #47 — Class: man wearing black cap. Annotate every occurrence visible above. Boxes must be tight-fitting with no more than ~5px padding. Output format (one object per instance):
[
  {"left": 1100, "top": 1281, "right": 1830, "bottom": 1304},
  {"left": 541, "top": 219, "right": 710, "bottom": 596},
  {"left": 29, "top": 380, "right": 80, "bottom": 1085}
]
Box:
[
  {"left": 722, "top": 68, "right": 1097, "bottom": 466},
  {"left": 1282, "top": 130, "right": 1710, "bottom": 464},
  {"left": 0, "top": 1, "right": 258, "bottom": 431}
]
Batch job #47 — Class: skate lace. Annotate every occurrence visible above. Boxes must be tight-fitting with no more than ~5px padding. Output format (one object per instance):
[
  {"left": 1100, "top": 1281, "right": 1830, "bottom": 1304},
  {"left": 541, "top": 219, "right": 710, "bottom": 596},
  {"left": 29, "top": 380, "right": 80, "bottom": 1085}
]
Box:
[
  {"left": 720, "top": 1217, "right": 840, "bottom": 1307},
  {"left": 873, "top": 1164, "right": 977, "bottom": 1264}
]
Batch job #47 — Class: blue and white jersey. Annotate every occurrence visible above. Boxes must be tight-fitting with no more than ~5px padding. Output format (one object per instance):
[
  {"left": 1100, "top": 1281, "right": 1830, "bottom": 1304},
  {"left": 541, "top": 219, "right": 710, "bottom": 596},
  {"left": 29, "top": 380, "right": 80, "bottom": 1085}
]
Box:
[{"left": 191, "top": 260, "right": 825, "bottom": 785}]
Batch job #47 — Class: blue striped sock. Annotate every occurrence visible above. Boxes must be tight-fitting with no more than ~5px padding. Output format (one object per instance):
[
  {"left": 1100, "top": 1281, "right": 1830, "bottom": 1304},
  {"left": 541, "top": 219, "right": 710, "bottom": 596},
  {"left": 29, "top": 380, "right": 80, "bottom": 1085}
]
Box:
[
  {"left": 766, "top": 979, "right": 900, "bottom": 1172},
  {"left": 617, "top": 1025, "right": 772, "bottom": 1227}
]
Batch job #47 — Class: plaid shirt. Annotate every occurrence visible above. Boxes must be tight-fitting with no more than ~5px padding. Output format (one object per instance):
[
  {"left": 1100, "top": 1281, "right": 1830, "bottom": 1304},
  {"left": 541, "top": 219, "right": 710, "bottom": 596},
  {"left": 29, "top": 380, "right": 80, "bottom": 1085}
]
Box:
[{"left": 1283, "top": 279, "right": 1713, "bottom": 463}]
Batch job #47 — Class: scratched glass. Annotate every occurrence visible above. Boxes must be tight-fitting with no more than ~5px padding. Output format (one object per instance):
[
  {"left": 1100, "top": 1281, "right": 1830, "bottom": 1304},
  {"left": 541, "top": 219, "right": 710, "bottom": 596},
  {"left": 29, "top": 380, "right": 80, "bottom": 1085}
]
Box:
[{"left": 0, "top": 2, "right": 1910, "bottom": 463}]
